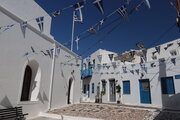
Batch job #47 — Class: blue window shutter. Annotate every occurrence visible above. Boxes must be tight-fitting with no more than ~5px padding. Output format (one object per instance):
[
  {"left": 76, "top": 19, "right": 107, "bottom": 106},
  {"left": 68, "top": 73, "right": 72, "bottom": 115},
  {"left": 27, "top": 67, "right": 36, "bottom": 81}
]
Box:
[
  {"left": 161, "top": 77, "right": 175, "bottom": 94},
  {"left": 123, "top": 81, "right": 130, "bottom": 94}
]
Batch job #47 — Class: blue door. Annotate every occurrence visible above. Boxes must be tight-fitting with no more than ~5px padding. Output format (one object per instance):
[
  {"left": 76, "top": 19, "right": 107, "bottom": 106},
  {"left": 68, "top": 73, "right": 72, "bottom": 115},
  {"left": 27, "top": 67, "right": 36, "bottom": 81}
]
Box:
[{"left": 139, "top": 79, "right": 151, "bottom": 104}]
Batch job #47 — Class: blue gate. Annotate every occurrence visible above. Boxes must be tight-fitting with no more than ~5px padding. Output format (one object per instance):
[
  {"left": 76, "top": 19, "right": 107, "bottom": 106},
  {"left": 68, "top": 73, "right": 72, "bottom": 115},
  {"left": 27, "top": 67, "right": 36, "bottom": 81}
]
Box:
[{"left": 139, "top": 79, "right": 151, "bottom": 104}]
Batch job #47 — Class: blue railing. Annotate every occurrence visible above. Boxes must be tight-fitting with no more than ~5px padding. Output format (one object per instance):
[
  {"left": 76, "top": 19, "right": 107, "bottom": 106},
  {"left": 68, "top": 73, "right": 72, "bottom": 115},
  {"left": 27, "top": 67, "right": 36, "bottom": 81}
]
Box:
[{"left": 81, "top": 68, "right": 93, "bottom": 78}]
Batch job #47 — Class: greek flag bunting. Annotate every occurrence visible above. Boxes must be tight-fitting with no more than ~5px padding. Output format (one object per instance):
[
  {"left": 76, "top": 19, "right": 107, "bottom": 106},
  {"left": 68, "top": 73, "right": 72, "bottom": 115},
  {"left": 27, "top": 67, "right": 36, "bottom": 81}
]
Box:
[
  {"left": 36, "top": 17, "right": 44, "bottom": 32},
  {"left": 73, "top": 1, "right": 85, "bottom": 23},
  {"left": 0, "top": 24, "right": 15, "bottom": 33},
  {"left": 143, "top": 0, "right": 151, "bottom": 8},
  {"left": 51, "top": 10, "right": 61, "bottom": 17},
  {"left": 117, "top": 5, "right": 128, "bottom": 20},
  {"left": 93, "top": 0, "right": 104, "bottom": 15}
]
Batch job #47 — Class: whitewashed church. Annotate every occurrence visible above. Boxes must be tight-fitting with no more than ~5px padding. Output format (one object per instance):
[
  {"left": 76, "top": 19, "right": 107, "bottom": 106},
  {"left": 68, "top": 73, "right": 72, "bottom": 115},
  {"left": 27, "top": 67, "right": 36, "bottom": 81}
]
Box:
[{"left": 0, "top": 0, "right": 81, "bottom": 118}]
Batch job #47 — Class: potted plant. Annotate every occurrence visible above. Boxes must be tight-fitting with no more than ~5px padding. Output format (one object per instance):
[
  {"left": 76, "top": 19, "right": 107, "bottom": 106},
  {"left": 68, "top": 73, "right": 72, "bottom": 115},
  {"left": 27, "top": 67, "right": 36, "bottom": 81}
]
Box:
[{"left": 116, "top": 85, "right": 121, "bottom": 104}]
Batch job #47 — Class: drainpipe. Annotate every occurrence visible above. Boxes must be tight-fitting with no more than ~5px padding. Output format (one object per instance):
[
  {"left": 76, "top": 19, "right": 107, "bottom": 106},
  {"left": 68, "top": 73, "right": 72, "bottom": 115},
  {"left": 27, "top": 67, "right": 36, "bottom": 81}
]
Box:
[{"left": 48, "top": 43, "right": 56, "bottom": 110}]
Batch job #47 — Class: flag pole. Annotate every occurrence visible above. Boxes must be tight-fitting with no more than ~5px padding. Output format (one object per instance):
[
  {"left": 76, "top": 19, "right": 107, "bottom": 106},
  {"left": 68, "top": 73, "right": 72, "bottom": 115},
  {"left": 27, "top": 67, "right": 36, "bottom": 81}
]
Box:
[{"left": 71, "top": 11, "right": 75, "bottom": 51}]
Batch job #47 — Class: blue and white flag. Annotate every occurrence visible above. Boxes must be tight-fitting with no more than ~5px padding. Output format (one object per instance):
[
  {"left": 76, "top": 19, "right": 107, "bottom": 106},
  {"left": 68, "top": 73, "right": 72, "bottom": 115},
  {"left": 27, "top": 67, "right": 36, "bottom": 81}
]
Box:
[
  {"left": 117, "top": 5, "right": 128, "bottom": 20},
  {"left": 87, "top": 27, "right": 97, "bottom": 34},
  {"left": 0, "top": 24, "right": 15, "bottom": 33},
  {"left": 21, "top": 21, "right": 27, "bottom": 29},
  {"left": 51, "top": 10, "right": 61, "bottom": 17},
  {"left": 155, "top": 46, "right": 160, "bottom": 53},
  {"left": 122, "top": 66, "right": 127, "bottom": 73},
  {"left": 93, "top": 0, "right": 104, "bottom": 15},
  {"left": 74, "top": 1, "right": 85, "bottom": 23},
  {"left": 75, "top": 36, "right": 80, "bottom": 50},
  {"left": 143, "top": 0, "right": 151, "bottom": 8},
  {"left": 108, "top": 54, "right": 114, "bottom": 61},
  {"left": 36, "top": 17, "right": 44, "bottom": 32},
  {"left": 56, "top": 46, "right": 61, "bottom": 56}
]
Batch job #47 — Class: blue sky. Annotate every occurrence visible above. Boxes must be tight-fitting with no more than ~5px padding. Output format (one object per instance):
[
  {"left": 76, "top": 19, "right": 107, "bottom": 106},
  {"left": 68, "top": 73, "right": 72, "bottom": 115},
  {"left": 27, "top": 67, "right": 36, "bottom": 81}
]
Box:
[{"left": 35, "top": 0, "right": 180, "bottom": 57}]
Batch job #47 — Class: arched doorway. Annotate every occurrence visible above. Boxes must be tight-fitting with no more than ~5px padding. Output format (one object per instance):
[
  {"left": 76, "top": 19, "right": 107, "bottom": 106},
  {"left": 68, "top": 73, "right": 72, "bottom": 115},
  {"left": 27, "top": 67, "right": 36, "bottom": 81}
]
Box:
[
  {"left": 67, "top": 78, "right": 73, "bottom": 104},
  {"left": 21, "top": 66, "right": 32, "bottom": 101}
]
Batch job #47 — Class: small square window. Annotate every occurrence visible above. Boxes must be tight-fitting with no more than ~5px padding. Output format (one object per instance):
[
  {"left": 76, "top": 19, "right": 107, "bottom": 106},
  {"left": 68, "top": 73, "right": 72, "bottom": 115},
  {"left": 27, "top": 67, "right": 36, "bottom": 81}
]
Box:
[{"left": 123, "top": 81, "right": 131, "bottom": 94}]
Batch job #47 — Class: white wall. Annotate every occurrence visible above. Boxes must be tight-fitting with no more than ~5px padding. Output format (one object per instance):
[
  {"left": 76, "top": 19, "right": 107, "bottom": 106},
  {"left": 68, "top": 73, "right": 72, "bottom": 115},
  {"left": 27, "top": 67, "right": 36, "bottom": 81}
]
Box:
[
  {"left": 120, "top": 55, "right": 180, "bottom": 110},
  {"left": 0, "top": 0, "right": 81, "bottom": 118}
]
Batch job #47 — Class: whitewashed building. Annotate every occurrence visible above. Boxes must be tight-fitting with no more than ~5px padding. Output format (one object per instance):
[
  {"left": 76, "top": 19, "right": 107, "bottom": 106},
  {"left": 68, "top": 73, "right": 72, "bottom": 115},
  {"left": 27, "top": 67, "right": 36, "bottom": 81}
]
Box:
[
  {"left": 82, "top": 39, "right": 180, "bottom": 110},
  {"left": 81, "top": 49, "right": 142, "bottom": 103},
  {"left": 0, "top": 0, "right": 81, "bottom": 118}
]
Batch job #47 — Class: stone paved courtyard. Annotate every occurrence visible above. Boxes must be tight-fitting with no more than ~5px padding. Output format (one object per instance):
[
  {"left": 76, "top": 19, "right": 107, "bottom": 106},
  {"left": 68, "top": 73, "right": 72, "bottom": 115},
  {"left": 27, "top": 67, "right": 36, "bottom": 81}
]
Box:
[{"left": 48, "top": 104, "right": 154, "bottom": 120}]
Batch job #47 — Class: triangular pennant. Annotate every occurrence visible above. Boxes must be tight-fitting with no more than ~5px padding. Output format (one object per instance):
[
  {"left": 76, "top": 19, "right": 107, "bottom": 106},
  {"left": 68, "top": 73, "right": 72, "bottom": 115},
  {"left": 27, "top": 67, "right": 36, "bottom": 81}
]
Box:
[
  {"left": 111, "top": 72, "right": 114, "bottom": 74},
  {"left": 97, "top": 64, "right": 101, "bottom": 70},
  {"left": 112, "top": 62, "right": 117, "bottom": 68},
  {"left": 74, "top": 1, "right": 85, "bottom": 23},
  {"left": 135, "top": 69, "right": 139, "bottom": 75},
  {"left": 177, "top": 42, "right": 180, "bottom": 47},
  {"left": 51, "top": 10, "right": 61, "bottom": 17},
  {"left": 0, "top": 24, "right": 15, "bottom": 34},
  {"left": 97, "top": 55, "right": 102, "bottom": 63},
  {"left": 171, "top": 58, "right": 176, "bottom": 65},
  {"left": 0, "top": 96, "right": 13, "bottom": 108},
  {"left": 31, "top": 46, "right": 36, "bottom": 53},
  {"left": 36, "top": 17, "right": 44, "bottom": 32},
  {"left": 155, "top": 46, "right": 160, "bottom": 54},
  {"left": 50, "top": 49, "right": 54, "bottom": 58},
  {"left": 164, "top": 43, "right": 173, "bottom": 50},
  {"left": 93, "top": 0, "right": 104, "bottom": 15},
  {"left": 75, "top": 36, "right": 80, "bottom": 50},
  {"left": 106, "top": 65, "right": 110, "bottom": 69},
  {"left": 56, "top": 46, "right": 61, "bottom": 57},
  {"left": 117, "top": 5, "right": 128, "bottom": 20},
  {"left": 103, "top": 63, "right": 107, "bottom": 69},
  {"left": 159, "top": 58, "right": 165, "bottom": 63},
  {"left": 122, "top": 66, "right": 127, "bottom": 73},
  {"left": 41, "top": 51, "right": 48, "bottom": 56},
  {"left": 136, "top": 42, "right": 144, "bottom": 49},
  {"left": 108, "top": 54, "right": 114, "bottom": 61},
  {"left": 130, "top": 70, "right": 134, "bottom": 74},
  {"left": 150, "top": 63, "right": 156, "bottom": 67},
  {"left": 143, "top": 0, "right": 151, "bottom": 8},
  {"left": 87, "top": 27, "right": 97, "bottom": 34},
  {"left": 20, "top": 21, "right": 27, "bottom": 38}
]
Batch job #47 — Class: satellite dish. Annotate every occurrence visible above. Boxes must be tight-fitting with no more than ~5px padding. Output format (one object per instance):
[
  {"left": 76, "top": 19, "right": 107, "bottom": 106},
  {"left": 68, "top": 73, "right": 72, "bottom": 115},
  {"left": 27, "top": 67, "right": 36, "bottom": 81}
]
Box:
[{"left": 136, "top": 42, "right": 144, "bottom": 49}]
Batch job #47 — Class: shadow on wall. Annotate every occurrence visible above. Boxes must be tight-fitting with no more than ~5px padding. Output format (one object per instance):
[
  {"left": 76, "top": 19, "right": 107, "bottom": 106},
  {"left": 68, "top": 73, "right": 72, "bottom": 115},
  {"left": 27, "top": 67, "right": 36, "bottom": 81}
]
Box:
[
  {"left": 154, "top": 95, "right": 180, "bottom": 119},
  {"left": 0, "top": 96, "right": 13, "bottom": 108}
]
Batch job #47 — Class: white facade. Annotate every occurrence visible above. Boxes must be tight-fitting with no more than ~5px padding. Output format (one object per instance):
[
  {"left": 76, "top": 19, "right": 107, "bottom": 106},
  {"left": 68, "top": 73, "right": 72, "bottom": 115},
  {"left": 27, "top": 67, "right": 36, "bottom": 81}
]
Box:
[
  {"left": 82, "top": 49, "right": 141, "bottom": 103},
  {"left": 82, "top": 39, "right": 180, "bottom": 110},
  {"left": 0, "top": 0, "right": 81, "bottom": 118}
]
